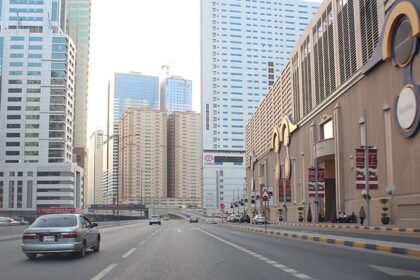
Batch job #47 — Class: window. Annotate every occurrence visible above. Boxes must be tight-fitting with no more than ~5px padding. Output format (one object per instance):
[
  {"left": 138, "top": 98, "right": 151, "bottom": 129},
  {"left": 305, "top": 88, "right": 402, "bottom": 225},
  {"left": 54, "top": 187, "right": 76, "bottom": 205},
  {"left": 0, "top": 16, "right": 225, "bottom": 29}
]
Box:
[{"left": 320, "top": 119, "right": 333, "bottom": 140}]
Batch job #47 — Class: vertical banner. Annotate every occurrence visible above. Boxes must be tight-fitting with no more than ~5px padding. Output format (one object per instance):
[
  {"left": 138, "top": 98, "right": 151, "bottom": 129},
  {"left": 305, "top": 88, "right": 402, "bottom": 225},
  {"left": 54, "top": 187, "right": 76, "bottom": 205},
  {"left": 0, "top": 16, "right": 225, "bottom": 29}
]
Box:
[
  {"left": 355, "top": 148, "right": 366, "bottom": 189},
  {"left": 308, "top": 168, "right": 316, "bottom": 197},
  {"left": 308, "top": 168, "right": 324, "bottom": 197},
  {"left": 317, "top": 168, "right": 325, "bottom": 197},
  {"left": 355, "top": 147, "right": 378, "bottom": 189},
  {"left": 368, "top": 148, "right": 378, "bottom": 189}
]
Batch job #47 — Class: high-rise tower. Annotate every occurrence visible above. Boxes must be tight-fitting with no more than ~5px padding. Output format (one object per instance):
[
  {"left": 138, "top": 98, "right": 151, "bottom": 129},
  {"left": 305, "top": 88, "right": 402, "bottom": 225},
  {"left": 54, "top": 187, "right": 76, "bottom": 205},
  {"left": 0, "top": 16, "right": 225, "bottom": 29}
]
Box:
[
  {"left": 160, "top": 76, "right": 192, "bottom": 114},
  {"left": 0, "top": 0, "right": 84, "bottom": 217},
  {"left": 201, "top": 0, "right": 320, "bottom": 212},
  {"left": 63, "top": 0, "right": 92, "bottom": 169}
]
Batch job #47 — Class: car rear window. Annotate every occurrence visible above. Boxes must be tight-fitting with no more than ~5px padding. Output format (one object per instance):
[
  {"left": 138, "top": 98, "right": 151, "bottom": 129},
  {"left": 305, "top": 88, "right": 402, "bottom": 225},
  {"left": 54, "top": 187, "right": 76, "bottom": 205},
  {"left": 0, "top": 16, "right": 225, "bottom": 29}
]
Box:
[{"left": 32, "top": 215, "right": 77, "bottom": 228}]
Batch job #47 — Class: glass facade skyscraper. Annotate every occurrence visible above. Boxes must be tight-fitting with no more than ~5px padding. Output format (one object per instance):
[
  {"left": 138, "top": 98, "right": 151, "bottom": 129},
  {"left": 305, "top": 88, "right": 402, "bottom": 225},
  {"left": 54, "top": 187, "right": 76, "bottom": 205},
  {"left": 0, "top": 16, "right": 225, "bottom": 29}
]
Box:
[
  {"left": 160, "top": 76, "right": 192, "bottom": 114},
  {"left": 101, "top": 72, "right": 159, "bottom": 205},
  {"left": 201, "top": 0, "right": 320, "bottom": 212},
  {"left": 64, "top": 0, "right": 92, "bottom": 168},
  {"left": 114, "top": 72, "right": 159, "bottom": 120}
]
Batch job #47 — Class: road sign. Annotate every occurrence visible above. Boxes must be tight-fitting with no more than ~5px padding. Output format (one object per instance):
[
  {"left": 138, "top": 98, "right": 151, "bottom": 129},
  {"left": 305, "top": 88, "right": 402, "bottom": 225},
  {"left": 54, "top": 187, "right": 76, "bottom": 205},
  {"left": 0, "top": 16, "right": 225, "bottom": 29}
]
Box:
[{"left": 262, "top": 187, "right": 269, "bottom": 200}]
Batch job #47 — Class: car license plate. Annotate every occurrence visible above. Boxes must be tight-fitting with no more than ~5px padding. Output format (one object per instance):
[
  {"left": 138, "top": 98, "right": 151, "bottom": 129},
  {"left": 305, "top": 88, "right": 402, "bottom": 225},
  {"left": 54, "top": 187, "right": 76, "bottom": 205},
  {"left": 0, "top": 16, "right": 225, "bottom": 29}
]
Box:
[{"left": 43, "top": 236, "right": 55, "bottom": 242}]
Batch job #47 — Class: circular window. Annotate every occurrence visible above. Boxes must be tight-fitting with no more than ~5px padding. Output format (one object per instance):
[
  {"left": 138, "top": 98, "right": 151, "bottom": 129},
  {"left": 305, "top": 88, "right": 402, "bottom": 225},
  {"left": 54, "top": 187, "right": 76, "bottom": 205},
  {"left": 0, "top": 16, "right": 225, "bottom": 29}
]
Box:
[{"left": 392, "top": 19, "right": 415, "bottom": 67}]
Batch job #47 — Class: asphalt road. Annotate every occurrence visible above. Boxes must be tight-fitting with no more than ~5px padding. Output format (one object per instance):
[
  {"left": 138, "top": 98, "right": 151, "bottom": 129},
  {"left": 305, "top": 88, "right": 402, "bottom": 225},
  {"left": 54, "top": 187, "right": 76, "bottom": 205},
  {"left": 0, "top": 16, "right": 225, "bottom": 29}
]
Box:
[{"left": 0, "top": 220, "right": 419, "bottom": 280}]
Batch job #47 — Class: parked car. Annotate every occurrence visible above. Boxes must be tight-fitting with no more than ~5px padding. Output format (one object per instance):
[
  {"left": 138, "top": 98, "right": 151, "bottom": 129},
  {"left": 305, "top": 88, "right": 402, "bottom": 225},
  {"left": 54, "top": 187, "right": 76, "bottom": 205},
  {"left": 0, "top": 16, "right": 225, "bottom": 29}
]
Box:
[
  {"left": 0, "top": 217, "right": 14, "bottom": 225},
  {"left": 149, "top": 215, "right": 161, "bottom": 225},
  {"left": 205, "top": 217, "right": 218, "bottom": 224},
  {"left": 164, "top": 216, "right": 170, "bottom": 221},
  {"left": 227, "top": 214, "right": 235, "bottom": 222},
  {"left": 189, "top": 216, "right": 199, "bottom": 223},
  {"left": 233, "top": 214, "right": 242, "bottom": 222},
  {"left": 239, "top": 213, "right": 250, "bottom": 223},
  {"left": 21, "top": 214, "right": 100, "bottom": 260},
  {"left": 13, "top": 217, "right": 30, "bottom": 225},
  {"left": 251, "top": 214, "right": 266, "bottom": 224}
]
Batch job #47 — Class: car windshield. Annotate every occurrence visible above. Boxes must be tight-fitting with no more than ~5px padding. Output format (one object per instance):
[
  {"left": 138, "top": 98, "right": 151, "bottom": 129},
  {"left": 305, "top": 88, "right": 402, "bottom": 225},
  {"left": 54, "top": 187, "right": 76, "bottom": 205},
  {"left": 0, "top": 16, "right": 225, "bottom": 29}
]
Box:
[
  {"left": 150, "top": 216, "right": 159, "bottom": 219},
  {"left": 31, "top": 215, "right": 77, "bottom": 228}
]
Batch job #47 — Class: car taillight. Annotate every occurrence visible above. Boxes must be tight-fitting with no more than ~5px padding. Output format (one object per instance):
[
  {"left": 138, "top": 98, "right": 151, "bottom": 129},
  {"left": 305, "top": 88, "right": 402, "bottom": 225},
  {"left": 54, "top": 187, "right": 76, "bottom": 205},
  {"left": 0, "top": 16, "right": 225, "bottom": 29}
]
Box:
[
  {"left": 22, "top": 233, "right": 37, "bottom": 240},
  {"left": 59, "top": 232, "right": 78, "bottom": 238}
]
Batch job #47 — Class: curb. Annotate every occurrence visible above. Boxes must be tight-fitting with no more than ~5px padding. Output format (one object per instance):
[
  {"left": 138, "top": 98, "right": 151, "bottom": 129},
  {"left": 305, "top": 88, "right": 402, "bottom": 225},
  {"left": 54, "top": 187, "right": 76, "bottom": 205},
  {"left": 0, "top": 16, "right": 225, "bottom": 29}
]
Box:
[
  {"left": 270, "top": 222, "right": 420, "bottom": 234},
  {"left": 223, "top": 224, "right": 420, "bottom": 258}
]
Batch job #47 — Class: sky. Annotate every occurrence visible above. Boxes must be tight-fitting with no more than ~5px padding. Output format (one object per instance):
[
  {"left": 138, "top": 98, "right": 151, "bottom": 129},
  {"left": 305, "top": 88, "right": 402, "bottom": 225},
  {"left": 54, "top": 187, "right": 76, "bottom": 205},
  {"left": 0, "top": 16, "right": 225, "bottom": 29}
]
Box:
[
  {"left": 88, "top": 0, "right": 200, "bottom": 136},
  {"left": 87, "top": 0, "right": 323, "bottom": 139}
]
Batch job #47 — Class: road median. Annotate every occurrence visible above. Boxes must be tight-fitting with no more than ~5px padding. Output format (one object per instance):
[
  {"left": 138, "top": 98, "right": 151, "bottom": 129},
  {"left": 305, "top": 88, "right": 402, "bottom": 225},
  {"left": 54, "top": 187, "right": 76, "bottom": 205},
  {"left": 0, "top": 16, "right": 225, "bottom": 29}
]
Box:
[{"left": 222, "top": 223, "right": 420, "bottom": 258}]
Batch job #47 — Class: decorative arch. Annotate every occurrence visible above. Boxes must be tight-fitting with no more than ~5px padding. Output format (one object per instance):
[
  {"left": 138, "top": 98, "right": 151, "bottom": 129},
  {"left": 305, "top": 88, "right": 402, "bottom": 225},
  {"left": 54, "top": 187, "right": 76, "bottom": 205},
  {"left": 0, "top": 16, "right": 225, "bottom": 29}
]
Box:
[
  {"left": 382, "top": 1, "right": 420, "bottom": 61},
  {"left": 271, "top": 115, "right": 298, "bottom": 152}
]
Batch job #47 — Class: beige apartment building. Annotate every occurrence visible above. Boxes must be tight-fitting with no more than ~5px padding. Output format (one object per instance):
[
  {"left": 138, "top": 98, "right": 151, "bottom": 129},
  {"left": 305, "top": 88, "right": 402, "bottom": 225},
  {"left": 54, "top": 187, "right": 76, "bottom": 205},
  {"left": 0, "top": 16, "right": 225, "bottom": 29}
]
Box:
[
  {"left": 167, "top": 112, "right": 202, "bottom": 207},
  {"left": 86, "top": 130, "right": 104, "bottom": 206},
  {"left": 118, "top": 108, "right": 167, "bottom": 205},
  {"left": 246, "top": 0, "right": 420, "bottom": 226}
]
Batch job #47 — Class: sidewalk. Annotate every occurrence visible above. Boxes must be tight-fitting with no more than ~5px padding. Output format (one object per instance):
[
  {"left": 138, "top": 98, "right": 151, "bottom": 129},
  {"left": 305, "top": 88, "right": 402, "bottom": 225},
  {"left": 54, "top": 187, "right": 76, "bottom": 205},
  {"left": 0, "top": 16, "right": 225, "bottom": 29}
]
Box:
[
  {"left": 223, "top": 223, "right": 420, "bottom": 258},
  {"left": 270, "top": 221, "right": 420, "bottom": 234}
]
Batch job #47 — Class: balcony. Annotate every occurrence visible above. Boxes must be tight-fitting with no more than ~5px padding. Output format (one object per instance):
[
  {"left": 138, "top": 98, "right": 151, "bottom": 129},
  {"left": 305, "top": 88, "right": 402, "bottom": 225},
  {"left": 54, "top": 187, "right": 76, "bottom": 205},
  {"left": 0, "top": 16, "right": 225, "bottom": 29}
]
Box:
[{"left": 315, "top": 138, "right": 335, "bottom": 160}]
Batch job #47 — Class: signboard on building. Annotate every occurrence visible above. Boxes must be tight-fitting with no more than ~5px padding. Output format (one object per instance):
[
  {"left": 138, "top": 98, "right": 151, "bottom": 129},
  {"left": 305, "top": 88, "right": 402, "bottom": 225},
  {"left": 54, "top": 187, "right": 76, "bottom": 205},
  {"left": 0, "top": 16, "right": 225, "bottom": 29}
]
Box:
[{"left": 203, "top": 154, "right": 214, "bottom": 165}]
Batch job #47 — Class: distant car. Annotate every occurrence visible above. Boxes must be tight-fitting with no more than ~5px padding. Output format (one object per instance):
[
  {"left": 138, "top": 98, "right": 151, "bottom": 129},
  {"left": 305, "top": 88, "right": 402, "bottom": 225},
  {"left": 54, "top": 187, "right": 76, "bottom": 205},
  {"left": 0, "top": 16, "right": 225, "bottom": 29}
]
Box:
[
  {"left": 149, "top": 215, "right": 161, "bottom": 225},
  {"left": 164, "top": 216, "right": 169, "bottom": 221},
  {"left": 205, "top": 217, "right": 218, "bottom": 224},
  {"left": 189, "top": 216, "right": 199, "bottom": 223},
  {"left": 13, "top": 218, "right": 30, "bottom": 225},
  {"left": 0, "top": 217, "right": 14, "bottom": 225},
  {"left": 21, "top": 214, "right": 100, "bottom": 260},
  {"left": 227, "top": 214, "right": 235, "bottom": 222},
  {"left": 251, "top": 214, "right": 266, "bottom": 225},
  {"left": 239, "top": 213, "right": 250, "bottom": 223},
  {"left": 233, "top": 214, "right": 242, "bottom": 222}
]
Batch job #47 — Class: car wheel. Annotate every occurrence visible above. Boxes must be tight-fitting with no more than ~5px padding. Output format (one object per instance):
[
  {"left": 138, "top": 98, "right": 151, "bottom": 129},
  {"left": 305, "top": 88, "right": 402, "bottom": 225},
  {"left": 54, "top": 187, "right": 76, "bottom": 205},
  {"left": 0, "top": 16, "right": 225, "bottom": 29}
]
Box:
[
  {"left": 159, "top": 222, "right": 161, "bottom": 225},
  {"left": 77, "top": 241, "right": 86, "bottom": 258},
  {"left": 93, "top": 237, "right": 100, "bottom": 253},
  {"left": 149, "top": 223, "right": 152, "bottom": 226},
  {"left": 26, "top": 253, "right": 37, "bottom": 260}
]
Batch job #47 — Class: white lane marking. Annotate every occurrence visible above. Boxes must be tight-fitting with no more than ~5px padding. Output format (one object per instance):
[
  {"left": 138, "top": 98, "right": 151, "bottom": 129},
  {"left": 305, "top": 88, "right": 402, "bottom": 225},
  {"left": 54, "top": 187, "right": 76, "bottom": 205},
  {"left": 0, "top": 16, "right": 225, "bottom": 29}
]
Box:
[
  {"left": 274, "top": 264, "right": 286, "bottom": 269},
  {"left": 283, "top": 268, "right": 298, "bottom": 273},
  {"left": 121, "top": 248, "right": 136, "bottom": 258},
  {"left": 199, "top": 229, "right": 313, "bottom": 280},
  {"left": 177, "top": 228, "right": 181, "bottom": 233},
  {"left": 295, "top": 274, "right": 312, "bottom": 279},
  {"left": 91, "top": 263, "right": 118, "bottom": 280}
]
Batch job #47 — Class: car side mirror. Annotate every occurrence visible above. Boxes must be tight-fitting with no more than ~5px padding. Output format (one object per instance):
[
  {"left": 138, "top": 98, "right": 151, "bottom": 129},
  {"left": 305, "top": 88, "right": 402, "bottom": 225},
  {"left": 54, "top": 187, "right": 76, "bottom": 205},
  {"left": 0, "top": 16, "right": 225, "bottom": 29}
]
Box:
[{"left": 92, "top": 223, "right": 98, "bottom": 227}]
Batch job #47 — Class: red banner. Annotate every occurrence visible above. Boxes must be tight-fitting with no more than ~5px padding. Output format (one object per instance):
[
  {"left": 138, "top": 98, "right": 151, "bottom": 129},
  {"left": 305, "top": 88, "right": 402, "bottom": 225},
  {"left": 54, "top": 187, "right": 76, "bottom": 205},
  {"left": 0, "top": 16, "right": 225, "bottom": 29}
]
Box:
[
  {"left": 368, "top": 148, "right": 377, "bottom": 168},
  {"left": 37, "top": 207, "right": 83, "bottom": 215},
  {"left": 308, "top": 168, "right": 316, "bottom": 182},
  {"left": 318, "top": 168, "right": 325, "bottom": 183},
  {"left": 356, "top": 148, "right": 365, "bottom": 168},
  {"left": 355, "top": 147, "right": 378, "bottom": 189}
]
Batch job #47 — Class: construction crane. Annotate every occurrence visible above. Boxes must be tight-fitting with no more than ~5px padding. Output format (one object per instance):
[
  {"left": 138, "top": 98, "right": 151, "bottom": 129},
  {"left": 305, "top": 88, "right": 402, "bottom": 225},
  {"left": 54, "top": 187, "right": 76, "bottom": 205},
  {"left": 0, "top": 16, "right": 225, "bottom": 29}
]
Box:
[{"left": 161, "top": 64, "right": 170, "bottom": 78}]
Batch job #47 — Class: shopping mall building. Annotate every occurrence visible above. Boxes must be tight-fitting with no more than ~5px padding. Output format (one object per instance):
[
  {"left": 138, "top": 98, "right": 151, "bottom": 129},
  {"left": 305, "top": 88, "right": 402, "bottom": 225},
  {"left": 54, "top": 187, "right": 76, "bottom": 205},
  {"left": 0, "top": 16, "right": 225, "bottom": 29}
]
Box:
[{"left": 246, "top": 0, "right": 420, "bottom": 226}]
